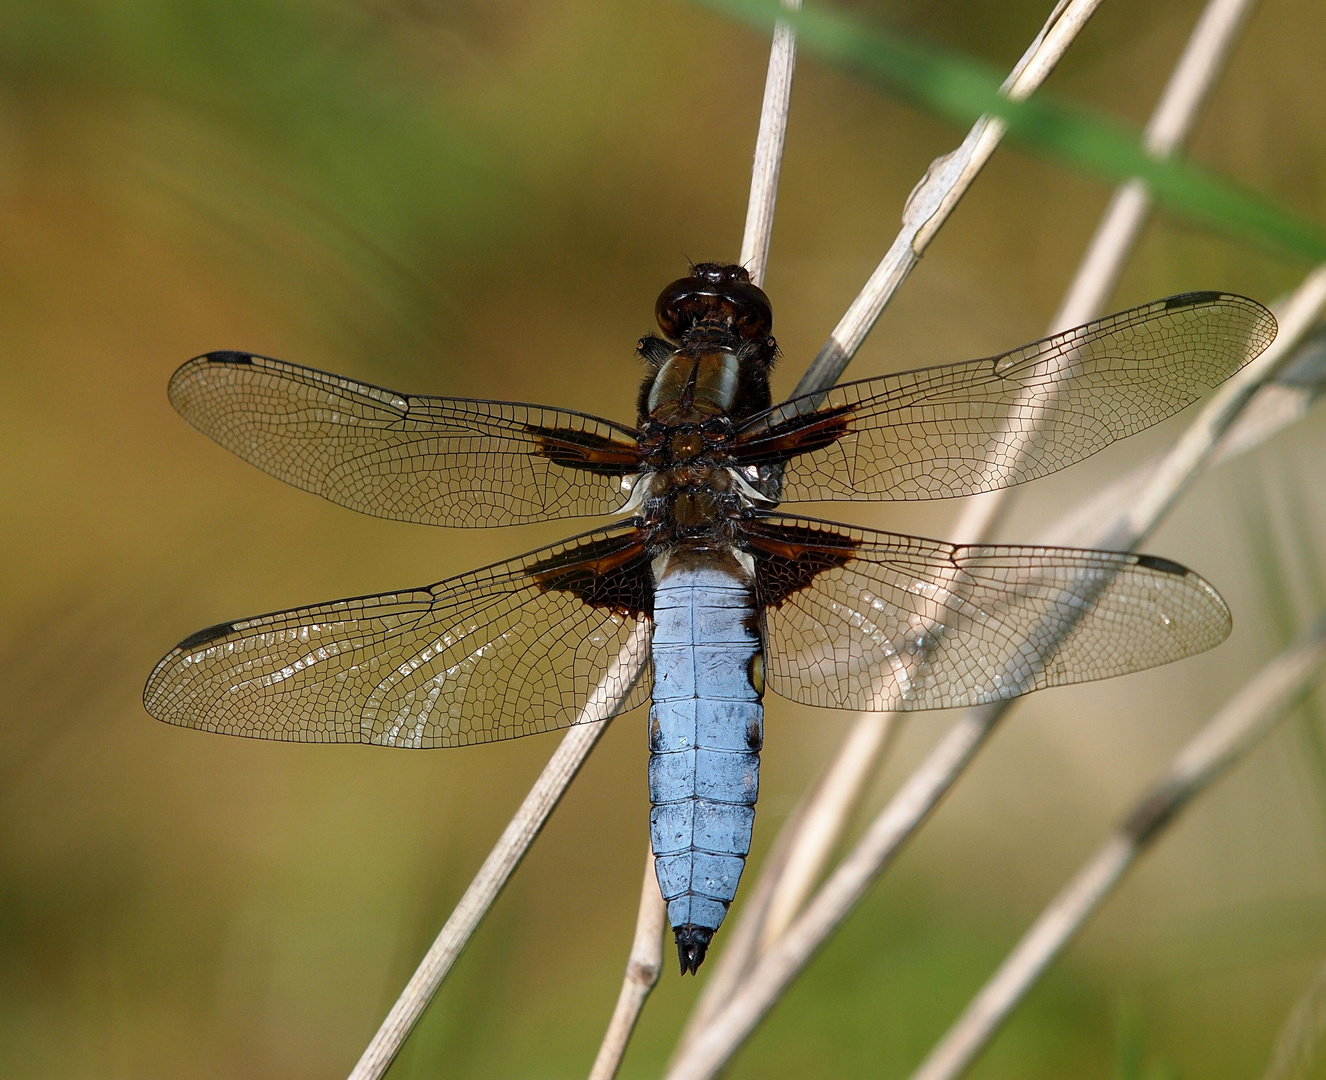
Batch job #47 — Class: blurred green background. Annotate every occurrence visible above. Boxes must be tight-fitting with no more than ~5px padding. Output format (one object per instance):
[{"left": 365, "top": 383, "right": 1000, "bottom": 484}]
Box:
[{"left": 2, "top": 0, "right": 1325, "bottom": 1077}]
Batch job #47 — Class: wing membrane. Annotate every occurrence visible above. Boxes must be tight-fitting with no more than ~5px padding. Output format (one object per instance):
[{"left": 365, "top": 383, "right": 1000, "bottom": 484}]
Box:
[
  {"left": 144, "top": 524, "right": 654, "bottom": 746},
  {"left": 169, "top": 352, "right": 644, "bottom": 527},
  {"left": 746, "top": 514, "right": 1230, "bottom": 711},
  {"left": 734, "top": 293, "right": 1276, "bottom": 501}
]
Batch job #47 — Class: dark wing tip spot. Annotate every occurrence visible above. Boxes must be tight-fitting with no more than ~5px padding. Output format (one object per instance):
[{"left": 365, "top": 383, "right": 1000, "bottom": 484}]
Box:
[
  {"left": 177, "top": 621, "right": 237, "bottom": 650},
  {"left": 1135, "top": 553, "right": 1189, "bottom": 577},
  {"left": 1164, "top": 291, "right": 1222, "bottom": 310},
  {"left": 203, "top": 350, "right": 254, "bottom": 365}
]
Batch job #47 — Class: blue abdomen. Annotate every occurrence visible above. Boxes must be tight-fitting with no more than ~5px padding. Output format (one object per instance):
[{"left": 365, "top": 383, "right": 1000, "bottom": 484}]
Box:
[{"left": 648, "top": 551, "right": 763, "bottom": 974}]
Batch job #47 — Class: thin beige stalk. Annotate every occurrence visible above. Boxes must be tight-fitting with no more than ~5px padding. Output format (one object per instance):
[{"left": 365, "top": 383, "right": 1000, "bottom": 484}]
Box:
[
  {"left": 662, "top": 265, "right": 1326, "bottom": 1080},
  {"left": 792, "top": 0, "right": 1105, "bottom": 399},
  {"left": 908, "top": 617, "right": 1326, "bottom": 1080},
  {"left": 1111, "top": 265, "right": 1326, "bottom": 546},
  {"left": 739, "top": 0, "right": 801, "bottom": 288},
  {"left": 757, "top": 712, "right": 903, "bottom": 951},
  {"left": 680, "top": 3, "right": 1109, "bottom": 1044},
  {"left": 588, "top": 12, "right": 806, "bottom": 1069},
  {"left": 1044, "top": 294, "right": 1326, "bottom": 549},
  {"left": 1050, "top": 0, "right": 1258, "bottom": 332},
  {"left": 587, "top": 849, "right": 667, "bottom": 1080},
  {"left": 666, "top": 702, "right": 1004, "bottom": 1080},
  {"left": 957, "top": 0, "right": 1258, "bottom": 547},
  {"left": 346, "top": 625, "right": 650, "bottom": 1080},
  {"left": 695, "top": 0, "right": 1257, "bottom": 1013},
  {"left": 345, "top": 6, "right": 817, "bottom": 1069}
]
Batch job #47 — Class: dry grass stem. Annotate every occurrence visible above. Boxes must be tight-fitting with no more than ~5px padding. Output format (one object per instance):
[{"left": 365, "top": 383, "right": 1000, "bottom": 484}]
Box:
[
  {"left": 587, "top": 849, "right": 667, "bottom": 1080},
  {"left": 792, "top": 0, "right": 1105, "bottom": 399},
  {"left": 1262, "top": 951, "right": 1326, "bottom": 1080},
  {"left": 758, "top": 712, "right": 904, "bottom": 949},
  {"left": 1045, "top": 315, "right": 1326, "bottom": 549},
  {"left": 678, "top": 6, "right": 1113, "bottom": 1041},
  {"left": 686, "top": 0, "right": 1257, "bottom": 1032},
  {"left": 595, "top": 12, "right": 808, "bottom": 1067},
  {"left": 346, "top": 626, "right": 649, "bottom": 1080},
  {"left": 662, "top": 263, "right": 1326, "bottom": 1080},
  {"left": 664, "top": 703, "right": 1005, "bottom": 1080},
  {"left": 1050, "top": 0, "right": 1258, "bottom": 333},
  {"left": 739, "top": 0, "right": 801, "bottom": 288},
  {"left": 1211, "top": 328, "right": 1326, "bottom": 461},
  {"left": 673, "top": 798, "right": 802, "bottom": 1054},
  {"left": 675, "top": 716, "right": 901, "bottom": 1056},
  {"left": 1113, "top": 264, "right": 1326, "bottom": 547},
  {"left": 908, "top": 617, "right": 1326, "bottom": 1080},
  {"left": 958, "top": 0, "right": 1258, "bottom": 546}
]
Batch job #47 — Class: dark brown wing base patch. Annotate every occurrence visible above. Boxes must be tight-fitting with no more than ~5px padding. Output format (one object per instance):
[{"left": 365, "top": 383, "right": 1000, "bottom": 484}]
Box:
[
  {"left": 742, "top": 518, "right": 862, "bottom": 609},
  {"left": 526, "top": 424, "right": 644, "bottom": 475},
  {"left": 528, "top": 532, "right": 655, "bottom": 619},
  {"left": 728, "top": 405, "right": 854, "bottom": 466}
]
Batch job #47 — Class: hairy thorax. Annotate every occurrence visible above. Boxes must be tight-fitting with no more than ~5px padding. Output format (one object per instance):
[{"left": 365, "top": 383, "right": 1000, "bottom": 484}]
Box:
[
  {"left": 632, "top": 263, "right": 778, "bottom": 551},
  {"left": 636, "top": 354, "right": 761, "bottom": 547}
]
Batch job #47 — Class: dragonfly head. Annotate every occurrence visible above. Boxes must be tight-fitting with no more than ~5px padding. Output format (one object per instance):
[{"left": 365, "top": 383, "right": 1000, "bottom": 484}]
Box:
[{"left": 655, "top": 263, "right": 773, "bottom": 351}]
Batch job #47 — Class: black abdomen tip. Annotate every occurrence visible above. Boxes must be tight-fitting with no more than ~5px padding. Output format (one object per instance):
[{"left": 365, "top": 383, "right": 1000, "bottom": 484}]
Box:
[{"left": 675, "top": 925, "right": 713, "bottom": 975}]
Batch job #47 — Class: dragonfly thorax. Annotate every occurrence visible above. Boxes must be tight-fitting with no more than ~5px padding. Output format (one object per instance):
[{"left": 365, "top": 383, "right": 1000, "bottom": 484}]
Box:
[
  {"left": 643, "top": 468, "right": 741, "bottom": 525},
  {"left": 646, "top": 351, "right": 741, "bottom": 421}
]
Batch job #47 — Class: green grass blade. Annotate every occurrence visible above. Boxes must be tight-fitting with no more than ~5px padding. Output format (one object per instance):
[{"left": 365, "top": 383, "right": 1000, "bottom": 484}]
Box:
[{"left": 702, "top": 0, "right": 1326, "bottom": 264}]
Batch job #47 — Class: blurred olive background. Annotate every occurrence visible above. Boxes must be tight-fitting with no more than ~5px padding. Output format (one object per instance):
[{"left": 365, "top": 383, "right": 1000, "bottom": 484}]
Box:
[{"left": 2, "top": 0, "right": 1326, "bottom": 1077}]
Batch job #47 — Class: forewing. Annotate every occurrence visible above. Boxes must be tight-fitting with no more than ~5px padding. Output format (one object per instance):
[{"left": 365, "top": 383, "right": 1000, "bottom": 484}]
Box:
[
  {"left": 169, "top": 352, "right": 644, "bottom": 527},
  {"left": 733, "top": 293, "right": 1276, "bottom": 501},
  {"left": 745, "top": 515, "right": 1230, "bottom": 711},
  {"left": 144, "top": 525, "right": 654, "bottom": 746}
]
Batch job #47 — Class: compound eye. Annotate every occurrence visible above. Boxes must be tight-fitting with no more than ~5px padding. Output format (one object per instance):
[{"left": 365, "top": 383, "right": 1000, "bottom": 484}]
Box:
[
  {"left": 655, "top": 276, "right": 707, "bottom": 337},
  {"left": 730, "top": 283, "right": 773, "bottom": 340},
  {"left": 655, "top": 293, "right": 685, "bottom": 337},
  {"left": 655, "top": 266, "right": 772, "bottom": 339}
]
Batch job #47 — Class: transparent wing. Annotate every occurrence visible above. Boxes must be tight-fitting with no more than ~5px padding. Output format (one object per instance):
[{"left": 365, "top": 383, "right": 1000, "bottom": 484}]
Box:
[
  {"left": 168, "top": 352, "right": 644, "bottom": 527},
  {"left": 144, "top": 524, "right": 654, "bottom": 746},
  {"left": 745, "top": 514, "right": 1231, "bottom": 711},
  {"left": 733, "top": 293, "right": 1276, "bottom": 501}
]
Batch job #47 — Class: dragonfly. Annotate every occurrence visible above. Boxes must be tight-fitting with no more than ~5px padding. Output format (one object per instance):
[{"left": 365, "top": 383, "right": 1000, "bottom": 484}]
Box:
[{"left": 144, "top": 263, "right": 1276, "bottom": 974}]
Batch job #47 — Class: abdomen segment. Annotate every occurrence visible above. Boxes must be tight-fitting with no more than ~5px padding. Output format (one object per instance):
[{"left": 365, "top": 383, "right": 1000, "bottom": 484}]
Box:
[{"left": 648, "top": 554, "right": 763, "bottom": 974}]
